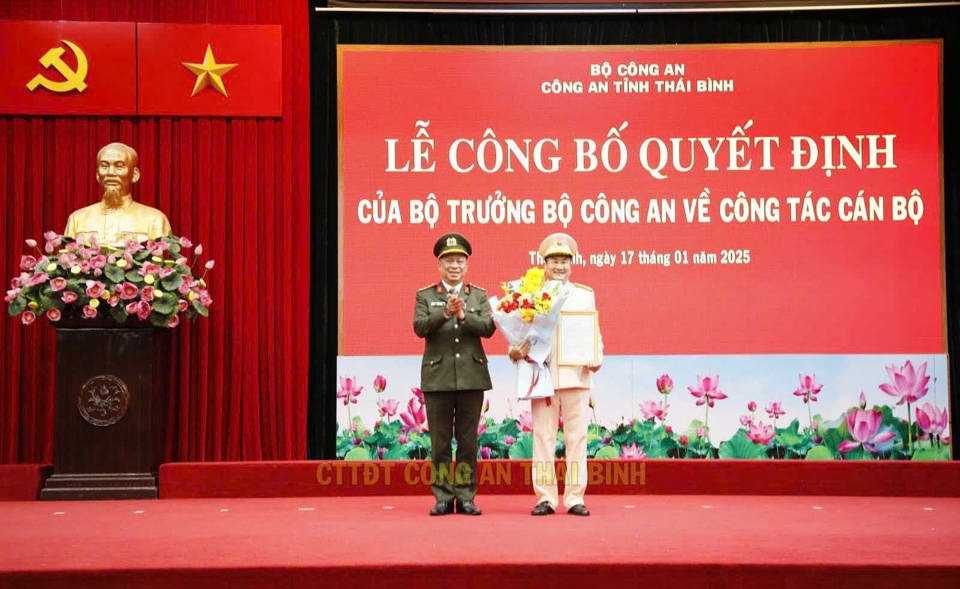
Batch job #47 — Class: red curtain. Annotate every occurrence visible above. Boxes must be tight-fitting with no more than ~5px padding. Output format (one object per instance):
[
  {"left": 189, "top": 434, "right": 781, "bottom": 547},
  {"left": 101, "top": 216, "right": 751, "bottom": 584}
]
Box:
[{"left": 0, "top": 0, "right": 311, "bottom": 462}]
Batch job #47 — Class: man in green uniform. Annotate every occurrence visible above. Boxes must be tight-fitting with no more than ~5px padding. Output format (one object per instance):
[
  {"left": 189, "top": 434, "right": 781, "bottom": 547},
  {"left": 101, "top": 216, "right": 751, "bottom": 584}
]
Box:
[{"left": 413, "top": 233, "right": 495, "bottom": 516}]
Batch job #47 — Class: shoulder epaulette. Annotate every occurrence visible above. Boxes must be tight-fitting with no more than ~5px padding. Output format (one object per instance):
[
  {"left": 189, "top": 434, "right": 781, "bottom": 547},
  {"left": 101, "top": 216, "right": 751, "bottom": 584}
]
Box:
[
  {"left": 418, "top": 283, "right": 438, "bottom": 293},
  {"left": 467, "top": 283, "right": 486, "bottom": 292},
  {"left": 574, "top": 283, "right": 593, "bottom": 292}
]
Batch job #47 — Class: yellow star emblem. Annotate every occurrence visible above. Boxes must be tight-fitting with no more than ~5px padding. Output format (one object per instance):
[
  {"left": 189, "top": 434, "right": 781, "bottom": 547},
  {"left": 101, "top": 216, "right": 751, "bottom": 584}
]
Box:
[{"left": 181, "top": 45, "right": 237, "bottom": 97}]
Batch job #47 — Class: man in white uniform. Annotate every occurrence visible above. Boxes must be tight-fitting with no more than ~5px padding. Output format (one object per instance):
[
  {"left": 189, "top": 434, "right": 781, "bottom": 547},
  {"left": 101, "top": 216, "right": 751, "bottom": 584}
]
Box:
[{"left": 509, "top": 233, "right": 603, "bottom": 516}]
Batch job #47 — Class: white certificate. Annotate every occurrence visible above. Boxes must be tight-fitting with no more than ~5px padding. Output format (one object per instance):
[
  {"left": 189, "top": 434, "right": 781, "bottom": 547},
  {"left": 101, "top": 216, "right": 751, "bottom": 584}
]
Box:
[{"left": 557, "top": 310, "right": 600, "bottom": 366}]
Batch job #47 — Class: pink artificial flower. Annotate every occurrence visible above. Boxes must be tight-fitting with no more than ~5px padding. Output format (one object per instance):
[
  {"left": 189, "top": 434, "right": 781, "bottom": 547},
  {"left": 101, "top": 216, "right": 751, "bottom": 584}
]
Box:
[
  {"left": 205, "top": 260, "right": 215, "bottom": 270},
  {"left": 118, "top": 282, "right": 139, "bottom": 300},
  {"left": 793, "top": 374, "right": 824, "bottom": 404},
  {"left": 89, "top": 255, "right": 107, "bottom": 270},
  {"left": 138, "top": 262, "right": 162, "bottom": 277},
  {"left": 410, "top": 387, "right": 424, "bottom": 403},
  {"left": 337, "top": 376, "right": 363, "bottom": 406},
  {"left": 25, "top": 238, "right": 38, "bottom": 248},
  {"left": 179, "top": 237, "right": 193, "bottom": 248},
  {"left": 195, "top": 244, "right": 203, "bottom": 256},
  {"left": 107, "top": 294, "right": 121, "bottom": 307},
  {"left": 656, "top": 374, "right": 673, "bottom": 395},
  {"left": 61, "top": 291, "right": 78, "bottom": 304},
  {"left": 747, "top": 401, "right": 757, "bottom": 412},
  {"left": 640, "top": 399, "right": 668, "bottom": 422},
  {"left": 175, "top": 257, "right": 188, "bottom": 266},
  {"left": 765, "top": 402, "right": 786, "bottom": 420},
  {"left": 621, "top": 443, "right": 647, "bottom": 459},
  {"left": 746, "top": 421, "right": 775, "bottom": 445},
  {"left": 517, "top": 411, "right": 534, "bottom": 432},
  {"left": 915, "top": 403, "right": 948, "bottom": 438},
  {"left": 85, "top": 280, "right": 106, "bottom": 299},
  {"left": 158, "top": 267, "right": 176, "bottom": 279},
  {"left": 124, "top": 240, "right": 144, "bottom": 254},
  {"left": 377, "top": 397, "right": 400, "bottom": 417},
  {"left": 879, "top": 360, "right": 930, "bottom": 406},
  {"left": 178, "top": 299, "right": 189, "bottom": 312},
  {"left": 46, "top": 308, "right": 61, "bottom": 322},
  {"left": 140, "top": 286, "right": 156, "bottom": 302},
  {"left": 480, "top": 447, "right": 492, "bottom": 459},
  {"left": 399, "top": 396, "right": 428, "bottom": 433},
  {"left": 166, "top": 314, "right": 180, "bottom": 328},
  {"left": 26, "top": 273, "right": 49, "bottom": 287},
  {"left": 49, "top": 277, "right": 67, "bottom": 292},
  {"left": 373, "top": 374, "right": 387, "bottom": 393},
  {"left": 5, "top": 288, "right": 21, "bottom": 303},
  {"left": 688, "top": 375, "right": 727, "bottom": 408},
  {"left": 82, "top": 305, "right": 98, "bottom": 318},
  {"left": 21, "top": 311, "right": 36, "bottom": 325},
  {"left": 198, "top": 291, "right": 213, "bottom": 307},
  {"left": 19, "top": 255, "right": 37, "bottom": 271},
  {"left": 839, "top": 408, "right": 896, "bottom": 455}
]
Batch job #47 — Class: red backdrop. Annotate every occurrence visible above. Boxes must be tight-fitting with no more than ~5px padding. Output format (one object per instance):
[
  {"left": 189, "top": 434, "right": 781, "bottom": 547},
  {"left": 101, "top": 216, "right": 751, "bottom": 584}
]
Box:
[{"left": 0, "top": 0, "right": 310, "bottom": 463}]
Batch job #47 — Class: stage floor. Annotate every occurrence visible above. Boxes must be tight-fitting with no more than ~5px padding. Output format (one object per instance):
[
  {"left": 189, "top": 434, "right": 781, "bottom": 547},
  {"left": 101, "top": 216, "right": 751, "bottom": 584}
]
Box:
[{"left": 1, "top": 494, "right": 958, "bottom": 588}]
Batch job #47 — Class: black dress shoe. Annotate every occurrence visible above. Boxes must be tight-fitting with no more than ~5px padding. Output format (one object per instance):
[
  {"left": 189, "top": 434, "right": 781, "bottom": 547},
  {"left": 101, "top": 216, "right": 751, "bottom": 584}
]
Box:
[
  {"left": 455, "top": 499, "right": 482, "bottom": 515},
  {"left": 430, "top": 500, "right": 454, "bottom": 516},
  {"left": 567, "top": 504, "right": 590, "bottom": 516},
  {"left": 531, "top": 501, "right": 555, "bottom": 516}
]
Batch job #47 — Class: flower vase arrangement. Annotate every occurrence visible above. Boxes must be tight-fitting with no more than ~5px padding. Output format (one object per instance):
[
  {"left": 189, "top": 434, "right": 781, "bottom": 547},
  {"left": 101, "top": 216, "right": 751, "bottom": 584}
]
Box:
[
  {"left": 6, "top": 232, "right": 213, "bottom": 328},
  {"left": 489, "top": 267, "right": 569, "bottom": 400}
]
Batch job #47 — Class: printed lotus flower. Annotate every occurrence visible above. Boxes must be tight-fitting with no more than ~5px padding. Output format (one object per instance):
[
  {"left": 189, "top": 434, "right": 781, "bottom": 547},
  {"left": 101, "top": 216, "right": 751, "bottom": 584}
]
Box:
[
  {"left": 656, "top": 374, "right": 673, "bottom": 395},
  {"left": 377, "top": 397, "right": 400, "bottom": 417},
  {"left": 400, "top": 396, "right": 428, "bottom": 433},
  {"left": 688, "top": 375, "right": 727, "bottom": 408},
  {"left": 477, "top": 421, "right": 487, "bottom": 435},
  {"left": 7, "top": 232, "right": 212, "bottom": 327},
  {"left": 747, "top": 401, "right": 757, "bottom": 412},
  {"left": 410, "top": 386, "right": 424, "bottom": 403},
  {"left": 793, "top": 374, "right": 824, "bottom": 404},
  {"left": 337, "top": 376, "right": 363, "bottom": 406},
  {"left": 504, "top": 435, "right": 515, "bottom": 446},
  {"left": 621, "top": 443, "right": 647, "bottom": 459},
  {"left": 746, "top": 421, "right": 775, "bottom": 445},
  {"left": 739, "top": 414, "right": 754, "bottom": 427},
  {"left": 679, "top": 434, "right": 689, "bottom": 446},
  {"left": 839, "top": 408, "right": 896, "bottom": 455},
  {"left": 480, "top": 447, "right": 492, "bottom": 459},
  {"left": 639, "top": 399, "right": 668, "bottom": 422},
  {"left": 373, "top": 374, "right": 387, "bottom": 393},
  {"left": 915, "top": 403, "right": 948, "bottom": 439},
  {"left": 879, "top": 360, "right": 930, "bottom": 406},
  {"left": 517, "top": 411, "right": 534, "bottom": 432},
  {"left": 765, "top": 402, "right": 786, "bottom": 420}
]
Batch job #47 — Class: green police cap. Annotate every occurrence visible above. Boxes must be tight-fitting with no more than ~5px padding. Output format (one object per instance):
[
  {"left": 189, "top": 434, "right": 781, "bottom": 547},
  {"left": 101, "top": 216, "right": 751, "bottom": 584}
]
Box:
[{"left": 434, "top": 233, "right": 472, "bottom": 258}]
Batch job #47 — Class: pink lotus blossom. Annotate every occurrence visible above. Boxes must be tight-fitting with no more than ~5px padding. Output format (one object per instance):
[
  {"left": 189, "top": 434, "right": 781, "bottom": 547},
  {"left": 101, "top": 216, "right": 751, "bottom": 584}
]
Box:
[
  {"left": 656, "top": 374, "right": 673, "bottom": 395},
  {"left": 793, "top": 374, "right": 824, "bottom": 404},
  {"left": 399, "top": 397, "right": 427, "bottom": 433},
  {"left": 765, "top": 402, "right": 786, "bottom": 420},
  {"left": 477, "top": 421, "right": 487, "bottom": 435},
  {"left": 621, "top": 443, "right": 647, "bottom": 459},
  {"left": 175, "top": 257, "right": 188, "bottom": 266},
  {"left": 665, "top": 425, "right": 673, "bottom": 434},
  {"left": 504, "top": 435, "right": 515, "bottom": 446},
  {"left": 858, "top": 392, "right": 867, "bottom": 409},
  {"left": 517, "top": 411, "right": 533, "bottom": 432},
  {"left": 198, "top": 290, "right": 213, "bottom": 307},
  {"left": 746, "top": 421, "right": 775, "bottom": 445},
  {"left": 46, "top": 308, "right": 61, "bottom": 322},
  {"left": 879, "top": 360, "right": 929, "bottom": 406},
  {"left": 61, "top": 291, "right": 78, "bottom": 304},
  {"left": 688, "top": 375, "right": 727, "bottom": 408},
  {"left": 85, "top": 280, "right": 106, "bottom": 299},
  {"left": 195, "top": 244, "right": 203, "bottom": 256},
  {"left": 179, "top": 237, "right": 193, "bottom": 248},
  {"left": 49, "top": 277, "right": 67, "bottom": 292},
  {"left": 377, "top": 397, "right": 400, "bottom": 417},
  {"left": 82, "top": 305, "right": 98, "bottom": 318},
  {"left": 696, "top": 426, "right": 706, "bottom": 438},
  {"left": 739, "top": 414, "right": 754, "bottom": 427},
  {"left": 398, "top": 433, "right": 409, "bottom": 444},
  {"left": 25, "top": 238, "right": 37, "bottom": 248},
  {"left": 480, "top": 447, "right": 492, "bottom": 459},
  {"left": 124, "top": 240, "right": 144, "bottom": 254},
  {"left": 679, "top": 435, "right": 689, "bottom": 446},
  {"left": 839, "top": 408, "right": 896, "bottom": 455},
  {"left": 205, "top": 260, "right": 215, "bottom": 270},
  {"left": 747, "top": 401, "right": 757, "bottom": 412},
  {"left": 373, "top": 374, "right": 387, "bottom": 393},
  {"left": 376, "top": 447, "right": 386, "bottom": 459},
  {"left": 20, "top": 255, "right": 37, "bottom": 271},
  {"left": 915, "top": 403, "right": 948, "bottom": 438},
  {"left": 483, "top": 399, "right": 490, "bottom": 413},
  {"left": 640, "top": 399, "right": 668, "bottom": 422},
  {"left": 410, "top": 387, "right": 424, "bottom": 403},
  {"left": 158, "top": 267, "right": 176, "bottom": 279},
  {"left": 337, "top": 376, "right": 363, "bottom": 406},
  {"left": 21, "top": 311, "right": 36, "bottom": 325}
]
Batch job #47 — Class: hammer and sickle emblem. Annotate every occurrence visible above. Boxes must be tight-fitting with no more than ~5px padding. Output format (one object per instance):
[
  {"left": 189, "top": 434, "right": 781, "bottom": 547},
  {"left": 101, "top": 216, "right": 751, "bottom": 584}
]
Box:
[{"left": 26, "top": 40, "right": 89, "bottom": 93}]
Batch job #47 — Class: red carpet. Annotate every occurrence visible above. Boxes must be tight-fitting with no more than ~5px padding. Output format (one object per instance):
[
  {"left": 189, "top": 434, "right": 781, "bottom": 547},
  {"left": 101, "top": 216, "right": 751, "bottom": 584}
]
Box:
[{"left": 0, "top": 494, "right": 958, "bottom": 588}]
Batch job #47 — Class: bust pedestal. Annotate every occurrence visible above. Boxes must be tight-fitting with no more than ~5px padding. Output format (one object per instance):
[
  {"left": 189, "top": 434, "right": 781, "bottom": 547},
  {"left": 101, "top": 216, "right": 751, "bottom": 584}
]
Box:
[{"left": 40, "top": 319, "right": 170, "bottom": 500}]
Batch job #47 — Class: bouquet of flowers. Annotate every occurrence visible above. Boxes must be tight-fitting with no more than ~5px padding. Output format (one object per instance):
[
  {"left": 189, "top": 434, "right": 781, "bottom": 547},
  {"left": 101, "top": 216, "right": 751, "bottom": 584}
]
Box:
[
  {"left": 6, "top": 231, "right": 213, "bottom": 328},
  {"left": 489, "top": 267, "right": 569, "bottom": 400}
]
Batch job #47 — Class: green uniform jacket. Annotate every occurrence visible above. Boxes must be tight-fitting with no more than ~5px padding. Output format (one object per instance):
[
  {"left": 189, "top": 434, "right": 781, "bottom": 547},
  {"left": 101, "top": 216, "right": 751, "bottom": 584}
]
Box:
[{"left": 413, "top": 283, "right": 496, "bottom": 392}]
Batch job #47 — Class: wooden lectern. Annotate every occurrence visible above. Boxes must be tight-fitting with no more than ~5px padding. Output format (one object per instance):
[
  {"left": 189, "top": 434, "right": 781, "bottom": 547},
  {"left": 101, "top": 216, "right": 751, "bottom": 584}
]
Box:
[{"left": 40, "top": 319, "right": 170, "bottom": 500}]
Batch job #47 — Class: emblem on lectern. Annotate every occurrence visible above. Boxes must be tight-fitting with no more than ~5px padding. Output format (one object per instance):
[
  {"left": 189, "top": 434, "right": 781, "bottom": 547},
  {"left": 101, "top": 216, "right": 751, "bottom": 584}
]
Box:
[{"left": 77, "top": 375, "right": 130, "bottom": 427}]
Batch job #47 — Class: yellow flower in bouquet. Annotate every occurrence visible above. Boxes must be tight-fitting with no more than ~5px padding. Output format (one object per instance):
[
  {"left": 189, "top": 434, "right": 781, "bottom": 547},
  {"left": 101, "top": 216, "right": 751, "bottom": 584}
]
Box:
[{"left": 496, "top": 267, "right": 555, "bottom": 323}]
